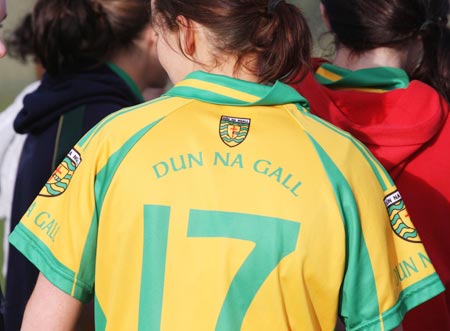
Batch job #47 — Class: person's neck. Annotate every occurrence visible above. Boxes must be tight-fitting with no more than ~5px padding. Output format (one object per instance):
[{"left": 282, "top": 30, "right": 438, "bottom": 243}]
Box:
[
  {"left": 333, "top": 46, "right": 406, "bottom": 71},
  {"left": 207, "top": 66, "right": 258, "bottom": 83},
  {"left": 110, "top": 50, "right": 147, "bottom": 91}
]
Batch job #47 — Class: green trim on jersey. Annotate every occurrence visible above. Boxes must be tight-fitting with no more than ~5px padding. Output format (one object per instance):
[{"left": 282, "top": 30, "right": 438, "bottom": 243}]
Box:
[
  {"left": 10, "top": 70, "right": 444, "bottom": 330},
  {"left": 78, "top": 97, "right": 167, "bottom": 150},
  {"left": 94, "top": 295, "right": 107, "bottom": 331},
  {"left": 315, "top": 63, "right": 410, "bottom": 91},
  {"left": 9, "top": 223, "right": 91, "bottom": 301},
  {"left": 74, "top": 119, "right": 164, "bottom": 300},
  {"left": 378, "top": 273, "right": 445, "bottom": 331},
  {"left": 107, "top": 62, "right": 144, "bottom": 103},
  {"left": 165, "top": 71, "right": 310, "bottom": 110},
  {"left": 305, "top": 112, "right": 393, "bottom": 190},
  {"left": 93, "top": 119, "right": 163, "bottom": 213},
  {"left": 80, "top": 71, "right": 310, "bottom": 151},
  {"left": 73, "top": 212, "right": 97, "bottom": 299},
  {"left": 306, "top": 133, "right": 381, "bottom": 328}
]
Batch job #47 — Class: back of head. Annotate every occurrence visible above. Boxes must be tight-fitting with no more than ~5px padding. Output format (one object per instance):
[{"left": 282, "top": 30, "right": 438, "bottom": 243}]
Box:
[
  {"left": 31, "top": 0, "right": 151, "bottom": 75},
  {"left": 321, "top": 0, "right": 450, "bottom": 102},
  {"left": 152, "top": 0, "right": 312, "bottom": 84}
]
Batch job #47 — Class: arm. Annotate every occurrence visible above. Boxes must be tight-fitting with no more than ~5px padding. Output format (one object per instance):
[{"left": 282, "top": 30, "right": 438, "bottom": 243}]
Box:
[{"left": 21, "top": 273, "right": 83, "bottom": 331}]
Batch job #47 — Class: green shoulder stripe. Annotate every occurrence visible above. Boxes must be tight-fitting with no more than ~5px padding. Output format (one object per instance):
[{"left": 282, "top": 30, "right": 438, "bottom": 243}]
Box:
[
  {"left": 78, "top": 96, "right": 169, "bottom": 150},
  {"left": 304, "top": 112, "right": 393, "bottom": 190},
  {"left": 94, "top": 295, "right": 108, "bottom": 331},
  {"left": 305, "top": 133, "right": 380, "bottom": 328},
  {"left": 74, "top": 118, "right": 165, "bottom": 299},
  {"left": 93, "top": 118, "right": 164, "bottom": 215}
]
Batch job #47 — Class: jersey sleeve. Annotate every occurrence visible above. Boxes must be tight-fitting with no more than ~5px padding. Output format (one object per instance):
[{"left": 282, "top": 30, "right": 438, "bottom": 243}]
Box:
[
  {"left": 8, "top": 122, "right": 110, "bottom": 302},
  {"left": 301, "top": 113, "right": 444, "bottom": 331},
  {"left": 341, "top": 150, "right": 443, "bottom": 330}
]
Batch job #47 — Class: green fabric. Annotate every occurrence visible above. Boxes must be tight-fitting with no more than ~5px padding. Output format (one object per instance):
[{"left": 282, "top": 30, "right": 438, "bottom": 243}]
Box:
[
  {"left": 94, "top": 295, "right": 107, "bottom": 330},
  {"left": 107, "top": 62, "right": 144, "bottom": 103},
  {"left": 315, "top": 63, "right": 410, "bottom": 91},
  {"left": 78, "top": 97, "right": 165, "bottom": 150},
  {"left": 305, "top": 113, "right": 393, "bottom": 190},
  {"left": 165, "top": 71, "right": 310, "bottom": 110},
  {"left": 9, "top": 223, "right": 92, "bottom": 302},
  {"left": 139, "top": 205, "right": 171, "bottom": 331},
  {"left": 306, "top": 133, "right": 381, "bottom": 329}
]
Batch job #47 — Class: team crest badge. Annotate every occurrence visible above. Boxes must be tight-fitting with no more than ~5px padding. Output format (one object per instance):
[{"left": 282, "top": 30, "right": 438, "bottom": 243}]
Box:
[
  {"left": 384, "top": 191, "right": 421, "bottom": 243},
  {"left": 39, "top": 148, "right": 82, "bottom": 197},
  {"left": 219, "top": 116, "right": 251, "bottom": 147}
]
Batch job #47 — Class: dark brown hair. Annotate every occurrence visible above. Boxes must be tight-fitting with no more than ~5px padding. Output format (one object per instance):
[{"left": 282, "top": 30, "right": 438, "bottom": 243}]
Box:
[
  {"left": 153, "top": 0, "right": 312, "bottom": 84},
  {"left": 18, "top": 0, "right": 151, "bottom": 75},
  {"left": 436, "top": 29, "right": 450, "bottom": 102},
  {"left": 321, "top": 0, "right": 450, "bottom": 102}
]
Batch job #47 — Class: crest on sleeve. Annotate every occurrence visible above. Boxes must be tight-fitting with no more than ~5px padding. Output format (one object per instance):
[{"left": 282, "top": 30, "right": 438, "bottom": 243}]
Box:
[
  {"left": 39, "top": 148, "right": 82, "bottom": 197},
  {"left": 384, "top": 190, "right": 421, "bottom": 243},
  {"left": 219, "top": 116, "right": 251, "bottom": 147}
]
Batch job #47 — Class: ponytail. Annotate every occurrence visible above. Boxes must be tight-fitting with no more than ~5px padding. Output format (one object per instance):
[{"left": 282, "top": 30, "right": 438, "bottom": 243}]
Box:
[
  {"left": 320, "top": 0, "right": 449, "bottom": 102},
  {"left": 31, "top": 0, "right": 112, "bottom": 75},
  {"left": 251, "top": 2, "right": 312, "bottom": 83},
  {"left": 30, "top": 0, "right": 151, "bottom": 75},
  {"left": 436, "top": 28, "right": 450, "bottom": 102},
  {"left": 154, "top": 0, "right": 312, "bottom": 84},
  {"left": 413, "top": 24, "right": 450, "bottom": 103}
]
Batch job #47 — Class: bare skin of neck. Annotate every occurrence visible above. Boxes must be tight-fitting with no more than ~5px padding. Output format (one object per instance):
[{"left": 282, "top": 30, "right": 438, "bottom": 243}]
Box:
[{"left": 333, "top": 46, "right": 407, "bottom": 71}]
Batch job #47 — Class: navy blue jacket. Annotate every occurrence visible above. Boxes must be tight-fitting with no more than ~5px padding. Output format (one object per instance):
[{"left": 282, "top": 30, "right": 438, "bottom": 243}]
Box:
[{"left": 5, "top": 62, "right": 144, "bottom": 331}]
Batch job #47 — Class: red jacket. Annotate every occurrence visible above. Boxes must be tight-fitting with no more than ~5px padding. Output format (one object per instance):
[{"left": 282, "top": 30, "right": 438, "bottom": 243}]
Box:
[{"left": 291, "top": 60, "right": 450, "bottom": 331}]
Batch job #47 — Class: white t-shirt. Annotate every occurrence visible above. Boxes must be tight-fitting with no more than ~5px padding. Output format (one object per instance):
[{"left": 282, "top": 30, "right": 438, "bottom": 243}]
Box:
[{"left": 0, "top": 80, "right": 40, "bottom": 277}]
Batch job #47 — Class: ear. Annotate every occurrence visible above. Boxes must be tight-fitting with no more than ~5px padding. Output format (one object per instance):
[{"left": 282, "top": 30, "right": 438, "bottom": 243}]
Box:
[
  {"left": 320, "top": 3, "right": 331, "bottom": 31},
  {"left": 137, "top": 24, "right": 159, "bottom": 51},
  {"left": 176, "top": 15, "right": 196, "bottom": 57}
]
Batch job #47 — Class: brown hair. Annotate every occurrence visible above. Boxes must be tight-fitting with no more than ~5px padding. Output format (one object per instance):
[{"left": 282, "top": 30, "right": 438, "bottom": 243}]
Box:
[
  {"left": 153, "top": 0, "right": 312, "bottom": 84},
  {"left": 321, "top": 0, "right": 450, "bottom": 102},
  {"left": 26, "top": 0, "right": 151, "bottom": 75}
]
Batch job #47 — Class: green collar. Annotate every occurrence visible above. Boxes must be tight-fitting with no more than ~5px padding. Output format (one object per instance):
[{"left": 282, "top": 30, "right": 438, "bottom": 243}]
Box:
[
  {"left": 107, "top": 62, "right": 145, "bottom": 103},
  {"left": 164, "top": 71, "right": 310, "bottom": 110},
  {"left": 315, "top": 63, "right": 410, "bottom": 92}
]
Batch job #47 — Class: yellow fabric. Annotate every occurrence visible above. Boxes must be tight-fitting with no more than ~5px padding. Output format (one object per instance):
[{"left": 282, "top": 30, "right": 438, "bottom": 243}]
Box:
[{"left": 10, "top": 73, "right": 443, "bottom": 331}]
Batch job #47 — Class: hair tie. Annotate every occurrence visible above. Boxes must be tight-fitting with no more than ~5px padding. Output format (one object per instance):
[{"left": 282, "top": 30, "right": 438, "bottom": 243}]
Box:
[
  {"left": 419, "top": 19, "right": 436, "bottom": 33},
  {"left": 268, "top": 0, "right": 283, "bottom": 13}
]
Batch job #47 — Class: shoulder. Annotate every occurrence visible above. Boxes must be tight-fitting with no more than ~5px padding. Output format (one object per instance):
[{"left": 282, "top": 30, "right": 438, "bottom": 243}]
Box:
[
  {"left": 296, "top": 111, "right": 394, "bottom": 192},
  {"left": 76, "top": 95, "right": 192, "bottom": 152}
]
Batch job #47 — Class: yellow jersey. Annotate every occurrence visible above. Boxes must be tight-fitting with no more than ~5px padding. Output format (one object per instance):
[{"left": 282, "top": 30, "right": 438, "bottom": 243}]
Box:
[{"left": 10, "top": 71, "right": 444, "bottom": 331}]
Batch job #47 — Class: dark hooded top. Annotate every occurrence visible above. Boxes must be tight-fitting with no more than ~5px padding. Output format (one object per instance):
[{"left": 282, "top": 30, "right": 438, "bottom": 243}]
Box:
[{"left": 5, "top": 62, "right": 144, "bottom": 331}]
